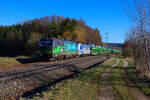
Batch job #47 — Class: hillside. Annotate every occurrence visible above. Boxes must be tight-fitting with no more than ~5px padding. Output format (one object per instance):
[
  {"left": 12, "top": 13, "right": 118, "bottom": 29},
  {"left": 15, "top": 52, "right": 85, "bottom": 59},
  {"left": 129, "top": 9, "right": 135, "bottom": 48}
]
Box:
[
  {"left": 105, "top": 43, "right": 123, "bottom": 50},
  {"left": 0, "top": 15, "right": 102, "bottom": 56}
]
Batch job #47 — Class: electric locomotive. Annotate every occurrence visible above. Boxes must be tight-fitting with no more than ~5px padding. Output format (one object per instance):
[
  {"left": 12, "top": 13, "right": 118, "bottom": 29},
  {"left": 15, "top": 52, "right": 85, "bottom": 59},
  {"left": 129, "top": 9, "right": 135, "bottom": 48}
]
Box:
[{"left": 39, "top": 37, "right": 121, "bottom": 59}]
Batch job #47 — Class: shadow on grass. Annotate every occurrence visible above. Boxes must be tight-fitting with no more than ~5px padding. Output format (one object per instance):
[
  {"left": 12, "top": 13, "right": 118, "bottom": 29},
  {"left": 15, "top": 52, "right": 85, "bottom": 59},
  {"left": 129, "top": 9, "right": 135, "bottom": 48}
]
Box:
[
  {"left": 16, "top": 57, "right": 47, "bottom": 64},
  {"left": 125, "top": 66, "right": 150, "bottom": 96}
]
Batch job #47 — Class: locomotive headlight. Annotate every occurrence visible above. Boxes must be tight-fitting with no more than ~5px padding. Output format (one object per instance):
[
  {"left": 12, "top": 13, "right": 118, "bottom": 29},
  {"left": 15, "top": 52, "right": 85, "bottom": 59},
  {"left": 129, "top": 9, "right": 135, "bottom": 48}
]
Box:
[{"left": 60, "top": 49, "right": 63, "bottom": 52}]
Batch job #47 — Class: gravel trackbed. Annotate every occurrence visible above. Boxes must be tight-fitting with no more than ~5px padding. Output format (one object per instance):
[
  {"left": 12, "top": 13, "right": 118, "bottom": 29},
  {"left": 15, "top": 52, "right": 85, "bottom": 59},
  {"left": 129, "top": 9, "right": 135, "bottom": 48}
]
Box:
[{"left": 0, "top": 55, "right": 108, "bottom": 100}]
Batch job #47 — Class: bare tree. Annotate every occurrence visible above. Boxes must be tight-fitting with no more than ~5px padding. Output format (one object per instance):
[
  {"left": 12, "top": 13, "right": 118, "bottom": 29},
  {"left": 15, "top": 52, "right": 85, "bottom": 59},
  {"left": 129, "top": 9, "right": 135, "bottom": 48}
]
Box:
[{"left": 124, "top": 0, "right": 150, "bottom": 77}]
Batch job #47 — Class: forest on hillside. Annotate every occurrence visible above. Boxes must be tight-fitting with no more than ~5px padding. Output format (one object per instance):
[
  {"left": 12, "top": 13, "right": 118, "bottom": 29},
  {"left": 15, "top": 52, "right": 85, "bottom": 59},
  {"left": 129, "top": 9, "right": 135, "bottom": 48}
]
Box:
[{"left": 0, "top": 15, "right": 102, "bottom": 56}]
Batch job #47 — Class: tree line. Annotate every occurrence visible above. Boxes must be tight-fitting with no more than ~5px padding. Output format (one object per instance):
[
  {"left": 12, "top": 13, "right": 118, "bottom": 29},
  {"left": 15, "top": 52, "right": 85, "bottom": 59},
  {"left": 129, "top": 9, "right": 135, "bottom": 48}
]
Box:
[
  {"left": 123, "top": 0, "right": 150, "bottom": 77},
  {"left": 0, "top": 15, "right": 102, "bottom": 56}
]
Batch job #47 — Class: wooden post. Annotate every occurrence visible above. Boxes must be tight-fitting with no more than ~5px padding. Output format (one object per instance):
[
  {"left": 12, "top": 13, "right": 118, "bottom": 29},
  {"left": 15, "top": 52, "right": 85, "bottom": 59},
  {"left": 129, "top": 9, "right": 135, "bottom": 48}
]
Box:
[{"left": 143, "top": 35, "right": 150, "bottom": 74}]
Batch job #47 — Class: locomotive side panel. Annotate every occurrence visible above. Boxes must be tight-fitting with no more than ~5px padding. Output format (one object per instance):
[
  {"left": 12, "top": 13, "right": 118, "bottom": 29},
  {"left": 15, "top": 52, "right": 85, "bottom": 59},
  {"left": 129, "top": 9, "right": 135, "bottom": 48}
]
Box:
[
  {"left": 64, "top": 40, "right": 78, "bottom": 57},
  {"left": 52, "top": 38, "right": 65, "bottom": 57},
  {"left": 77, "top": 43, "right": 83, "bottom": 56},
  {"left": 82, "top": 44, "right": 91, "bottom": 55}
]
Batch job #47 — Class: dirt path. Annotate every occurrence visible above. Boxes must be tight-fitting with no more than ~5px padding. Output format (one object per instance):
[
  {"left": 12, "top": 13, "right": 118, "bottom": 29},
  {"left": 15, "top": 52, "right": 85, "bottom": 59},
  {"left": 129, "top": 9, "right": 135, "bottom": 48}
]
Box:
[
  {"left": 99, "top": 59, "right": 150, "bottom": 100},
  {"left": 123, "top": 60, "right": 150, "bottom": 100},
  {"left": 98, "top": 59, "right": 120, "bottom": 100}
]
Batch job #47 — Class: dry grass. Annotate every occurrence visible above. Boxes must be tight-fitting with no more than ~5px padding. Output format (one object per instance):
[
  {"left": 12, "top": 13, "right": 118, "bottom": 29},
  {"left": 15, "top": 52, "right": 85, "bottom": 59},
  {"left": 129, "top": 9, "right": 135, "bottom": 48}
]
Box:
[
  {"left": 0, "top": 57, "right": 21, "bottom": 67},
  {"left": 125, "top": 57, "right": 134, "bottom": 65}
]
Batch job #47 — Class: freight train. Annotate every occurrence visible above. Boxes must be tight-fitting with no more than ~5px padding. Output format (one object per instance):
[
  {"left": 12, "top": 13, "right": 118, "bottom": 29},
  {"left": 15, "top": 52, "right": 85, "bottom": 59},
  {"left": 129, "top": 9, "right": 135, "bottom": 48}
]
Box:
[{"left": 39, "top": 38, "right": 121, "bottom": 59}]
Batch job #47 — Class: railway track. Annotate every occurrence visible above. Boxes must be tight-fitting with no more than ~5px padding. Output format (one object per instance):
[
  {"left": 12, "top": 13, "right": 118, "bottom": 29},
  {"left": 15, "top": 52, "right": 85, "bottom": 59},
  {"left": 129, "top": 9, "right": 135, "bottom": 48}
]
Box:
[
  {"left": 0, "top": 55, "right": 109, "bottom": 100},
  {"left": 0, "top": 56, "right": 100, "bottom": 79}
]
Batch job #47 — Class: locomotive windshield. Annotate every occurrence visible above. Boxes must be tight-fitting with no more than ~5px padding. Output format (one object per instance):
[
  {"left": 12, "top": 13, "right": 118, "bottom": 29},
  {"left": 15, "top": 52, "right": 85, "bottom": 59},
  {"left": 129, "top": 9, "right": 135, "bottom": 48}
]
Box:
[{"left": 39, "top": 40, "right": 53, "bottom": 50}]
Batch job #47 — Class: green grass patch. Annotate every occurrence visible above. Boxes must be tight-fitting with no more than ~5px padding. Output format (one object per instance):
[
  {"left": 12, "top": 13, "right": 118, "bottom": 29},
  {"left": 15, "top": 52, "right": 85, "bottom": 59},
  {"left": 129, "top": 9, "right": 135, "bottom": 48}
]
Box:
[
  {"left": 110, "top": 59, "right": 134, "bottom": 100},
  {"left": 19, "top": 58, "right": 117, "bottom": 100},
  {"left": 111, "top": 54, "right": 124, "bottom": 59},
  {"left": 0, "top": 57, "right": 21, "bottom": 66}
]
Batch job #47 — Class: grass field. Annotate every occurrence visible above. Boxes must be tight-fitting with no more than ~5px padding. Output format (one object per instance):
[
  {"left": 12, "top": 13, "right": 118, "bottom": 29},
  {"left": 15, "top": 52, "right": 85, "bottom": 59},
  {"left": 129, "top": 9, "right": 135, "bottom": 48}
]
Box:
[{"left": 0, "top": 57, "right": 21, "bottom": 66}]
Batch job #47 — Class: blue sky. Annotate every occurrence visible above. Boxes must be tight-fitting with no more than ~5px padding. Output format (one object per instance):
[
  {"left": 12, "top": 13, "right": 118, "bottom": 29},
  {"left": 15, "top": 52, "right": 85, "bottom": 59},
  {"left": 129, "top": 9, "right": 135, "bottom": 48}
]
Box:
[{"left": 0, "top": 0, "right": 132, "bottom": 43}]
